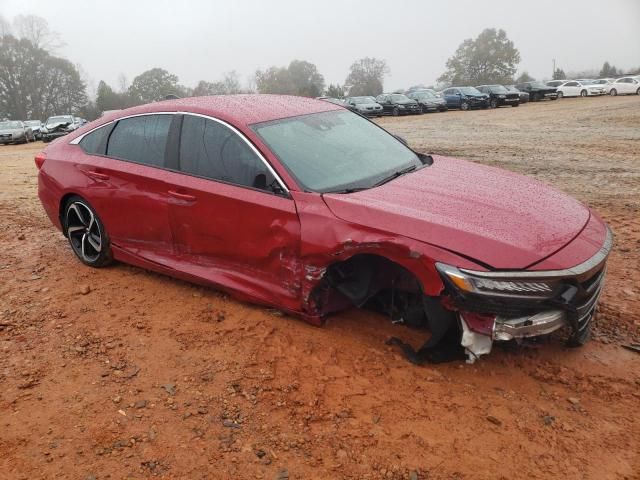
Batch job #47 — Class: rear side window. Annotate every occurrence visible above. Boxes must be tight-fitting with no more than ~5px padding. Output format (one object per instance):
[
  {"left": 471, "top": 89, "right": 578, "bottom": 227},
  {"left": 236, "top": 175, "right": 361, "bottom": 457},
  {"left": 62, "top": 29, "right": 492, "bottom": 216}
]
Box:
[
  {"left": 179, "top": 115, "right": 275, "bottom": 191},
  {"left": 107, "top": 115, "right": 172, "bottom": 167},
  {"left": 79, "top": 124, "right": 112, "bottom": 155}
]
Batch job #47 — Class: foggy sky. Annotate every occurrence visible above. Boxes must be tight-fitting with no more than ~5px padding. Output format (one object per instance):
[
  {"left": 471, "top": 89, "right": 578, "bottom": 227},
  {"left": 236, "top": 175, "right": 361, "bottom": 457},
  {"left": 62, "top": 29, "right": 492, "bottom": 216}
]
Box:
[{"left": 1, "top": 0, "right": 639, "bottom": 93}]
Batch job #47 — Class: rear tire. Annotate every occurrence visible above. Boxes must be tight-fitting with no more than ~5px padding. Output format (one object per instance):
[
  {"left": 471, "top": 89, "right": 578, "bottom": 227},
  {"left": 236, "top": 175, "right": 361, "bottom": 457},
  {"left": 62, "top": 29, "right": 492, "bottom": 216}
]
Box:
[
  {"left": 490, "top": 98, "right": 498, "bottom": 109},
  {"left": 610, "top": 88, "right": 617, "bottom": 96},
  {"left": 533, "top": 92, "right": 541, "bottom": 102},
  {"left": 637, "top": 88, "right": 640, "bottom": 95},
  {"left": 512, "top": 103, "right": 519, "bottom": 107},
  {"left": 63, "top": 196, "right": 113, "bottom": 268},
  {"left": 392, "top": 107, "right": 399, "bottom": 116}
]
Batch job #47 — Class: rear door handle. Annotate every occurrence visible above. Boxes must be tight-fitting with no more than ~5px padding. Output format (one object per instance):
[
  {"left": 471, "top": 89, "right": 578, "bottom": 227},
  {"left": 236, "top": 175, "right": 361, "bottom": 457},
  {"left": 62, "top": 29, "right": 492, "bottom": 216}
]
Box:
[
  {"left": 87, "top": 170, "right": 110, "bottom": 181},
  {"left": 168, "top": 190, "right": 197, "bottom": 202}
]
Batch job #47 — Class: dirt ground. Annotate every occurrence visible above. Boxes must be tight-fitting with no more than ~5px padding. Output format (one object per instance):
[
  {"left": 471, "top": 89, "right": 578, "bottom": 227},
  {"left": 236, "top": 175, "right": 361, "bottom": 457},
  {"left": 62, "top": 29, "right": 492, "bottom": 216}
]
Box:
[{"left": 1, "top": 95, "right": 639, "bottom": 480}]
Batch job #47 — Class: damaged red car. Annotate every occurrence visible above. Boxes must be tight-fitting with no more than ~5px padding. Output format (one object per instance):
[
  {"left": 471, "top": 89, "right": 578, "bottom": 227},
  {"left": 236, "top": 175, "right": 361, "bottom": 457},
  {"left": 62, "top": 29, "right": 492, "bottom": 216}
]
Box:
[{"left": 36, "top": 95, "right": 611, "bottom": 362}]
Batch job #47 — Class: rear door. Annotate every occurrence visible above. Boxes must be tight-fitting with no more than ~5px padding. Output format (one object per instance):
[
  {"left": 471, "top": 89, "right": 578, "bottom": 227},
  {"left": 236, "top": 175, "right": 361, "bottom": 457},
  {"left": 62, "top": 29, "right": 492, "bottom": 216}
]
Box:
[
  {"left": 76, "top": 114, "right": 176, "bottom": 263},
  {"left": 164, "top": 114, "right": 302, "bottom": 309},
  {"left": 444, "top": 88, "right": 460, "bottom": 108}
]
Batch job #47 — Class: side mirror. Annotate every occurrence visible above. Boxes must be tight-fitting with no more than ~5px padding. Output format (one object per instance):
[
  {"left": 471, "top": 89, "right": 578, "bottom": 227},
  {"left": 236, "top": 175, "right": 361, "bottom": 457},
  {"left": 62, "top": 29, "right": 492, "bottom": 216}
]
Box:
[{"left": 253, "top": 173, "right": 267, "bottom": 190}]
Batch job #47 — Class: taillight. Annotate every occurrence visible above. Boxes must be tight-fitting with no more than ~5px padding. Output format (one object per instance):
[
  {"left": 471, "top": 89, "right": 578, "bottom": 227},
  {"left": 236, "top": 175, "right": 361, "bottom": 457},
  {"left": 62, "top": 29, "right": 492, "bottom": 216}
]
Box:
[{"left": 34, "top": 152, "right": 46, "bottom": 170}]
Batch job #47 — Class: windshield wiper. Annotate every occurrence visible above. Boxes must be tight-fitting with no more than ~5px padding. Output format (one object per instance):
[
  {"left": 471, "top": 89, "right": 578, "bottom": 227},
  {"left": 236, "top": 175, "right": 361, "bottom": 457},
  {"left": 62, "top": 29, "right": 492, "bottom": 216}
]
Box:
[
  {"left": 325, "top": 186, "right": 370, "bottom": 194},
  {"left": 372, "top": 164, "right": 418, "bottom": 188}
]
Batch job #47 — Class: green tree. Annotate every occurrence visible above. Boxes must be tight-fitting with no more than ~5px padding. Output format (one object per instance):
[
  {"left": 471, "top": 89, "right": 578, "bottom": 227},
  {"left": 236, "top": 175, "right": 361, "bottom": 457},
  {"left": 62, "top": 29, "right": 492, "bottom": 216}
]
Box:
[
  {"left": 325, "top": 83, "right": 344, "bottom": 98},
  {"left": 96, "top": 80, "right": 132, "bottom": 112},
  {"left": 599, "top": 61, "right": 619, "bottom": 77},
  {"left": 255, "top": 60, "right": 325, "bottom": 97},
  {"left": 344, "top": 57, "right": 388, "bottom": 96},
  {"left": 193, "top": 71, "right": 243, "bottom": 96},
  {"left": 515, "top": 71, "right": 535, "bottom": 83},
  {"left": 552, "top": 68, "right": 566, "bottom": 80},
  {"left": 287, "top": 60, "right": 325, "bottom": 97},
  {"left": 128, "top": 68, "right": 180, "bottom": 104},
  {"left": 0, "top": 35, "right": 86, "bottom": 119},
  {"left": 438, "top": 28, "right": 520, "bottom": 86}
]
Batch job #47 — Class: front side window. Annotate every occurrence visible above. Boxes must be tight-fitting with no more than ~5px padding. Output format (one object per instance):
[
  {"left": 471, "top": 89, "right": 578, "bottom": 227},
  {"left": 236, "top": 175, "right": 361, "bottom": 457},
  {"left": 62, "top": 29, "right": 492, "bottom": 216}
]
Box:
[
  {"left": 107, "top": 115, "right": 172, "bottom": 167},
  {"left": 253, "top": 110, "right": 422, "bottom": 193},
  {"left": 179, "top": 115, "right": 275, "bottom": 191}
]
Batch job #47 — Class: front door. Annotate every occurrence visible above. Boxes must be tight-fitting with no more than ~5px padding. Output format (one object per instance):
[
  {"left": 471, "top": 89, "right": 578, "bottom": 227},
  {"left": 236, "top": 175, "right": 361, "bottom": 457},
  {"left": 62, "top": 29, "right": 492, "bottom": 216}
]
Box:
[{"left": 165, "top": 114, "right": 302, "bottom": 310}]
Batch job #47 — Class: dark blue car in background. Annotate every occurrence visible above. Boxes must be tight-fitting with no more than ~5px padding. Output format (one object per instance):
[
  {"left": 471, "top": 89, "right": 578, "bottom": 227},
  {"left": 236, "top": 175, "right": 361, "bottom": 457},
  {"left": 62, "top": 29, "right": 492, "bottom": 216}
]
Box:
[{"left": 441, "top": 87, "right": 490, "bottom": 110}]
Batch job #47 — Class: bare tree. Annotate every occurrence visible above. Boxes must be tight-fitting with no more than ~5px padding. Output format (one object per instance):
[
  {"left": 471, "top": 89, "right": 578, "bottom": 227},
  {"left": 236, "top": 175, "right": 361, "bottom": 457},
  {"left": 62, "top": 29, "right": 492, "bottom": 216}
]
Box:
[
  {"left": 117, "top": 73, "right": 128, "bottom": 93},
  {"left": 0, "top": 15, "right": 11, "bottom": 37},
  {"left": 13, "top": 14, "right": 65, "bottom": 52}
]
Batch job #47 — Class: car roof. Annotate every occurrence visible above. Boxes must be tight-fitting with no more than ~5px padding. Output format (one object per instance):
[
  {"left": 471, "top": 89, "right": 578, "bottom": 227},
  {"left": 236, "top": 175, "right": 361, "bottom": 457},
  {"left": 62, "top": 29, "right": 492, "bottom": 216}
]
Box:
[{"left": 100, "top": 94, "right": 341, "bottom": 127}]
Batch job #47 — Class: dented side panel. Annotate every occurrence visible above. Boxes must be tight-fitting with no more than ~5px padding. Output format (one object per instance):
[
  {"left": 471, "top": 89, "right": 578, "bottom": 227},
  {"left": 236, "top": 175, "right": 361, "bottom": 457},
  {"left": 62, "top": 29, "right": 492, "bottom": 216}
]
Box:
[
  {"left": 163, "top": 170, "right": 304, "bottom": 312},
  {"left": 291, "top": 191, "right": 485, "bottom": 322}
]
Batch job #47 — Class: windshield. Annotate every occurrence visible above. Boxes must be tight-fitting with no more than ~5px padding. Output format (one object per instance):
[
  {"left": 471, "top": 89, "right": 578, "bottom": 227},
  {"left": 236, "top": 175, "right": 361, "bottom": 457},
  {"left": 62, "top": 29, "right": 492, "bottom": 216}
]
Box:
[
  {"left": 529, "top": 82, "right": 548, "bottom": 89},
  {"left": 351, "top": 96, "right": 376, "bottom": 104},
  {"left": 391, "top": 94, "right": 411, "bottom": 102},
  {"left": 489, "top": 85, "right": 508, "bottom": 93},
  {"left": 24, "top": 120, "right": 41, "bottom": 126},
  {"left": 252, "top": 110, "right": 421, "bottom": 193},
  {"left": 46, "top": 116, "right": 73, "bottom": 124},
  {"left": 0, "top": 121, "right": 22, "bottom": 129},
  {"left": 414, "top": 91, "right": 435, "bottom": 99},
  {"left": 459, "top": 87, "right": 481, "bottom": 95},
  {"left": 580, "top": 80, "right": 596, "bottom": 85}
]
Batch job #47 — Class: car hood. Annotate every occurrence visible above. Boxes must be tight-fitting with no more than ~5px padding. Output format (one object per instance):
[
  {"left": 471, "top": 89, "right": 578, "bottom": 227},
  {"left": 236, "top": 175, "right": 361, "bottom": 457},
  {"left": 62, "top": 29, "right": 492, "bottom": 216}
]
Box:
[{"left": 322, "top": 155, "right": 590, "bottom": 270}]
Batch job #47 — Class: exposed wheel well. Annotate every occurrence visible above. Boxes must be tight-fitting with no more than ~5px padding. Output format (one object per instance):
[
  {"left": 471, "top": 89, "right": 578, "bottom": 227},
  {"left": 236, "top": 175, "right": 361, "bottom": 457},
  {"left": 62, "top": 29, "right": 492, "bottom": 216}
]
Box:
[{"left": 309, "top": 253, "right": 429, "bottom": 326}]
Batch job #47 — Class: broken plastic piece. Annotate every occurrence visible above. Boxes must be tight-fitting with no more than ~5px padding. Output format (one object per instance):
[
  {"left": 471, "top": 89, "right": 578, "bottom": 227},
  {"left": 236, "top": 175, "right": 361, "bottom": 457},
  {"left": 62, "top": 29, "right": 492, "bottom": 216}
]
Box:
[{"left": 459, "top": 315, "right": 493, "bottom": 364}]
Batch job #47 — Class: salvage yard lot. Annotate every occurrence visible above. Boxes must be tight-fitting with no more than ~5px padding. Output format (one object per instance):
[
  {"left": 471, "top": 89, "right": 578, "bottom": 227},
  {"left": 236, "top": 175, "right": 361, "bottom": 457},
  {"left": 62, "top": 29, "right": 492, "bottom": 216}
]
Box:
[{"left": 1, "top": 95, "right": 639, "bottom": 479}]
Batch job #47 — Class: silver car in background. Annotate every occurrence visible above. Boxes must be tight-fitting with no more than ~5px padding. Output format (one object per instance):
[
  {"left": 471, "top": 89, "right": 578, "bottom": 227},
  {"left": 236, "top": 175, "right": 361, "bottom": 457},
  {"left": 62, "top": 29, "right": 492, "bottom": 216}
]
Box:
[
  {"left": 0, "top": 120, "right": 35, "bottom": 145},
  {"left": 345, "top": 96, "right": 384, "bottom": 117}
]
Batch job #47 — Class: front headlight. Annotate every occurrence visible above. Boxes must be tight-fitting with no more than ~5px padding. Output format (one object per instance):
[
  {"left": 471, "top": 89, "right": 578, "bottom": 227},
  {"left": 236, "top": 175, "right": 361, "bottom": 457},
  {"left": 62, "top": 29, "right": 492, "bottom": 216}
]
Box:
[{"left": 436, "top": 263, "right": 557, "bottom": 298}]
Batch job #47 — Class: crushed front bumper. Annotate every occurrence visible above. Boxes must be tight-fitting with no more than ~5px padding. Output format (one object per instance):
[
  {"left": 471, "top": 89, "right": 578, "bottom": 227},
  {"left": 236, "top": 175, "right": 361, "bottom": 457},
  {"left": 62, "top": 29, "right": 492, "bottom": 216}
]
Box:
[{"left": 438, "top": 226, "right": 611, "bottom": 362}]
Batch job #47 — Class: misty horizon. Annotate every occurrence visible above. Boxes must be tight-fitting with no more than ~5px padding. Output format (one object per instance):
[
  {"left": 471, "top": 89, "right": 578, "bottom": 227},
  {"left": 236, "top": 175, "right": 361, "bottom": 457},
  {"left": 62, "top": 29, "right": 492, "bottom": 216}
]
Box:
[{"left": 1, "top": 0, "right": 639, "bottom": 94}]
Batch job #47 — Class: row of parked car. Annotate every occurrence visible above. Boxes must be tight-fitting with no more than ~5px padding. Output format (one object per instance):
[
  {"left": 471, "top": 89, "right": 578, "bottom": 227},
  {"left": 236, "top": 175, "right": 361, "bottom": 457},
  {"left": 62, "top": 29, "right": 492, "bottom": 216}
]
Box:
[
  {"left": 547, "top": 76, "right": 640, "bottom": 97},
  {"left": 0, "top": 115, "right": 87, "bottom": 145},
  {"left": 323, "top": 75, "right": 640, "bottom": 116}
]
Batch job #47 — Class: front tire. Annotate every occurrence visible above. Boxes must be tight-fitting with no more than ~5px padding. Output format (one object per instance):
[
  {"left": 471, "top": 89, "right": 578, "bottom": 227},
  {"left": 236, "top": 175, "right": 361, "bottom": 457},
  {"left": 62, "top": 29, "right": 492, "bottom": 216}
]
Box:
[
  {"left": 512, "top": 103, "right": 519, "bottom": 107},
  {"left": 392, "top": 107, "right": 399, "bottom": 117},
  {"left": 460, "top": 101, "right": 469, "bottom": 111},
  {"left": 557, "top": 91, "right": 563, "bottom": 99},
  {"left": 490, "top": 98, "right": 498, "bottom": 109},
  {"left": 64, "top": 196, "right": 113, "bottom": 267},
  {"left": 610, "top": 88, "right": 617, "bottom": 96},
  {"left": 580, "top": 90, "right": 587, "bottom": 97}
]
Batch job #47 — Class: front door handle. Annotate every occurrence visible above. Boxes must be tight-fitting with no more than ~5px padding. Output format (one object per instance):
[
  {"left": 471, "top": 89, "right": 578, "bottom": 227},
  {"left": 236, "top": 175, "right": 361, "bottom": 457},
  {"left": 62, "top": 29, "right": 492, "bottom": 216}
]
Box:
[
  {"left": 87, "top": 170, "right": 110, "bottom": 181},
  {"left": 168, "top": 190, "right": 197, "bottom": 202}
]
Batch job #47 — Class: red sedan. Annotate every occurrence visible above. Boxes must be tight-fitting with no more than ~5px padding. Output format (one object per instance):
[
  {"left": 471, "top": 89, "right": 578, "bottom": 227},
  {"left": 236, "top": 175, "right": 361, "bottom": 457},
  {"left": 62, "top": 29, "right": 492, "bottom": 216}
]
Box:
[{"left": 36, "top": 95, "right": 611, "bottom": 363}]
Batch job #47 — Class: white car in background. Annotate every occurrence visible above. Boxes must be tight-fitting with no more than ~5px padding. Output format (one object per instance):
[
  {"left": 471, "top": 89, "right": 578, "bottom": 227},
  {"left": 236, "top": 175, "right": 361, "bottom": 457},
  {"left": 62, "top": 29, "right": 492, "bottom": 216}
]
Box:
[
  {"left": 556, "top": 80, "right": 606, "bottom": 98},
  {"left": 608, "top": 77, "right": 640, "bottom": 96},
  {"left": 591, "top": 78, "right": 615, "bottom": 93}
]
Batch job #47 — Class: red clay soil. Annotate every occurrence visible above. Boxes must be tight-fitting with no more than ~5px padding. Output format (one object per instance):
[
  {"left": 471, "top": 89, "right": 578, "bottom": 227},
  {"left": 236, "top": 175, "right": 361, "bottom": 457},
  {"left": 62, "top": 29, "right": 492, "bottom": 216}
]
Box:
[{"left": 1, "top": 95, "right": 639, "bottom": 479}]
